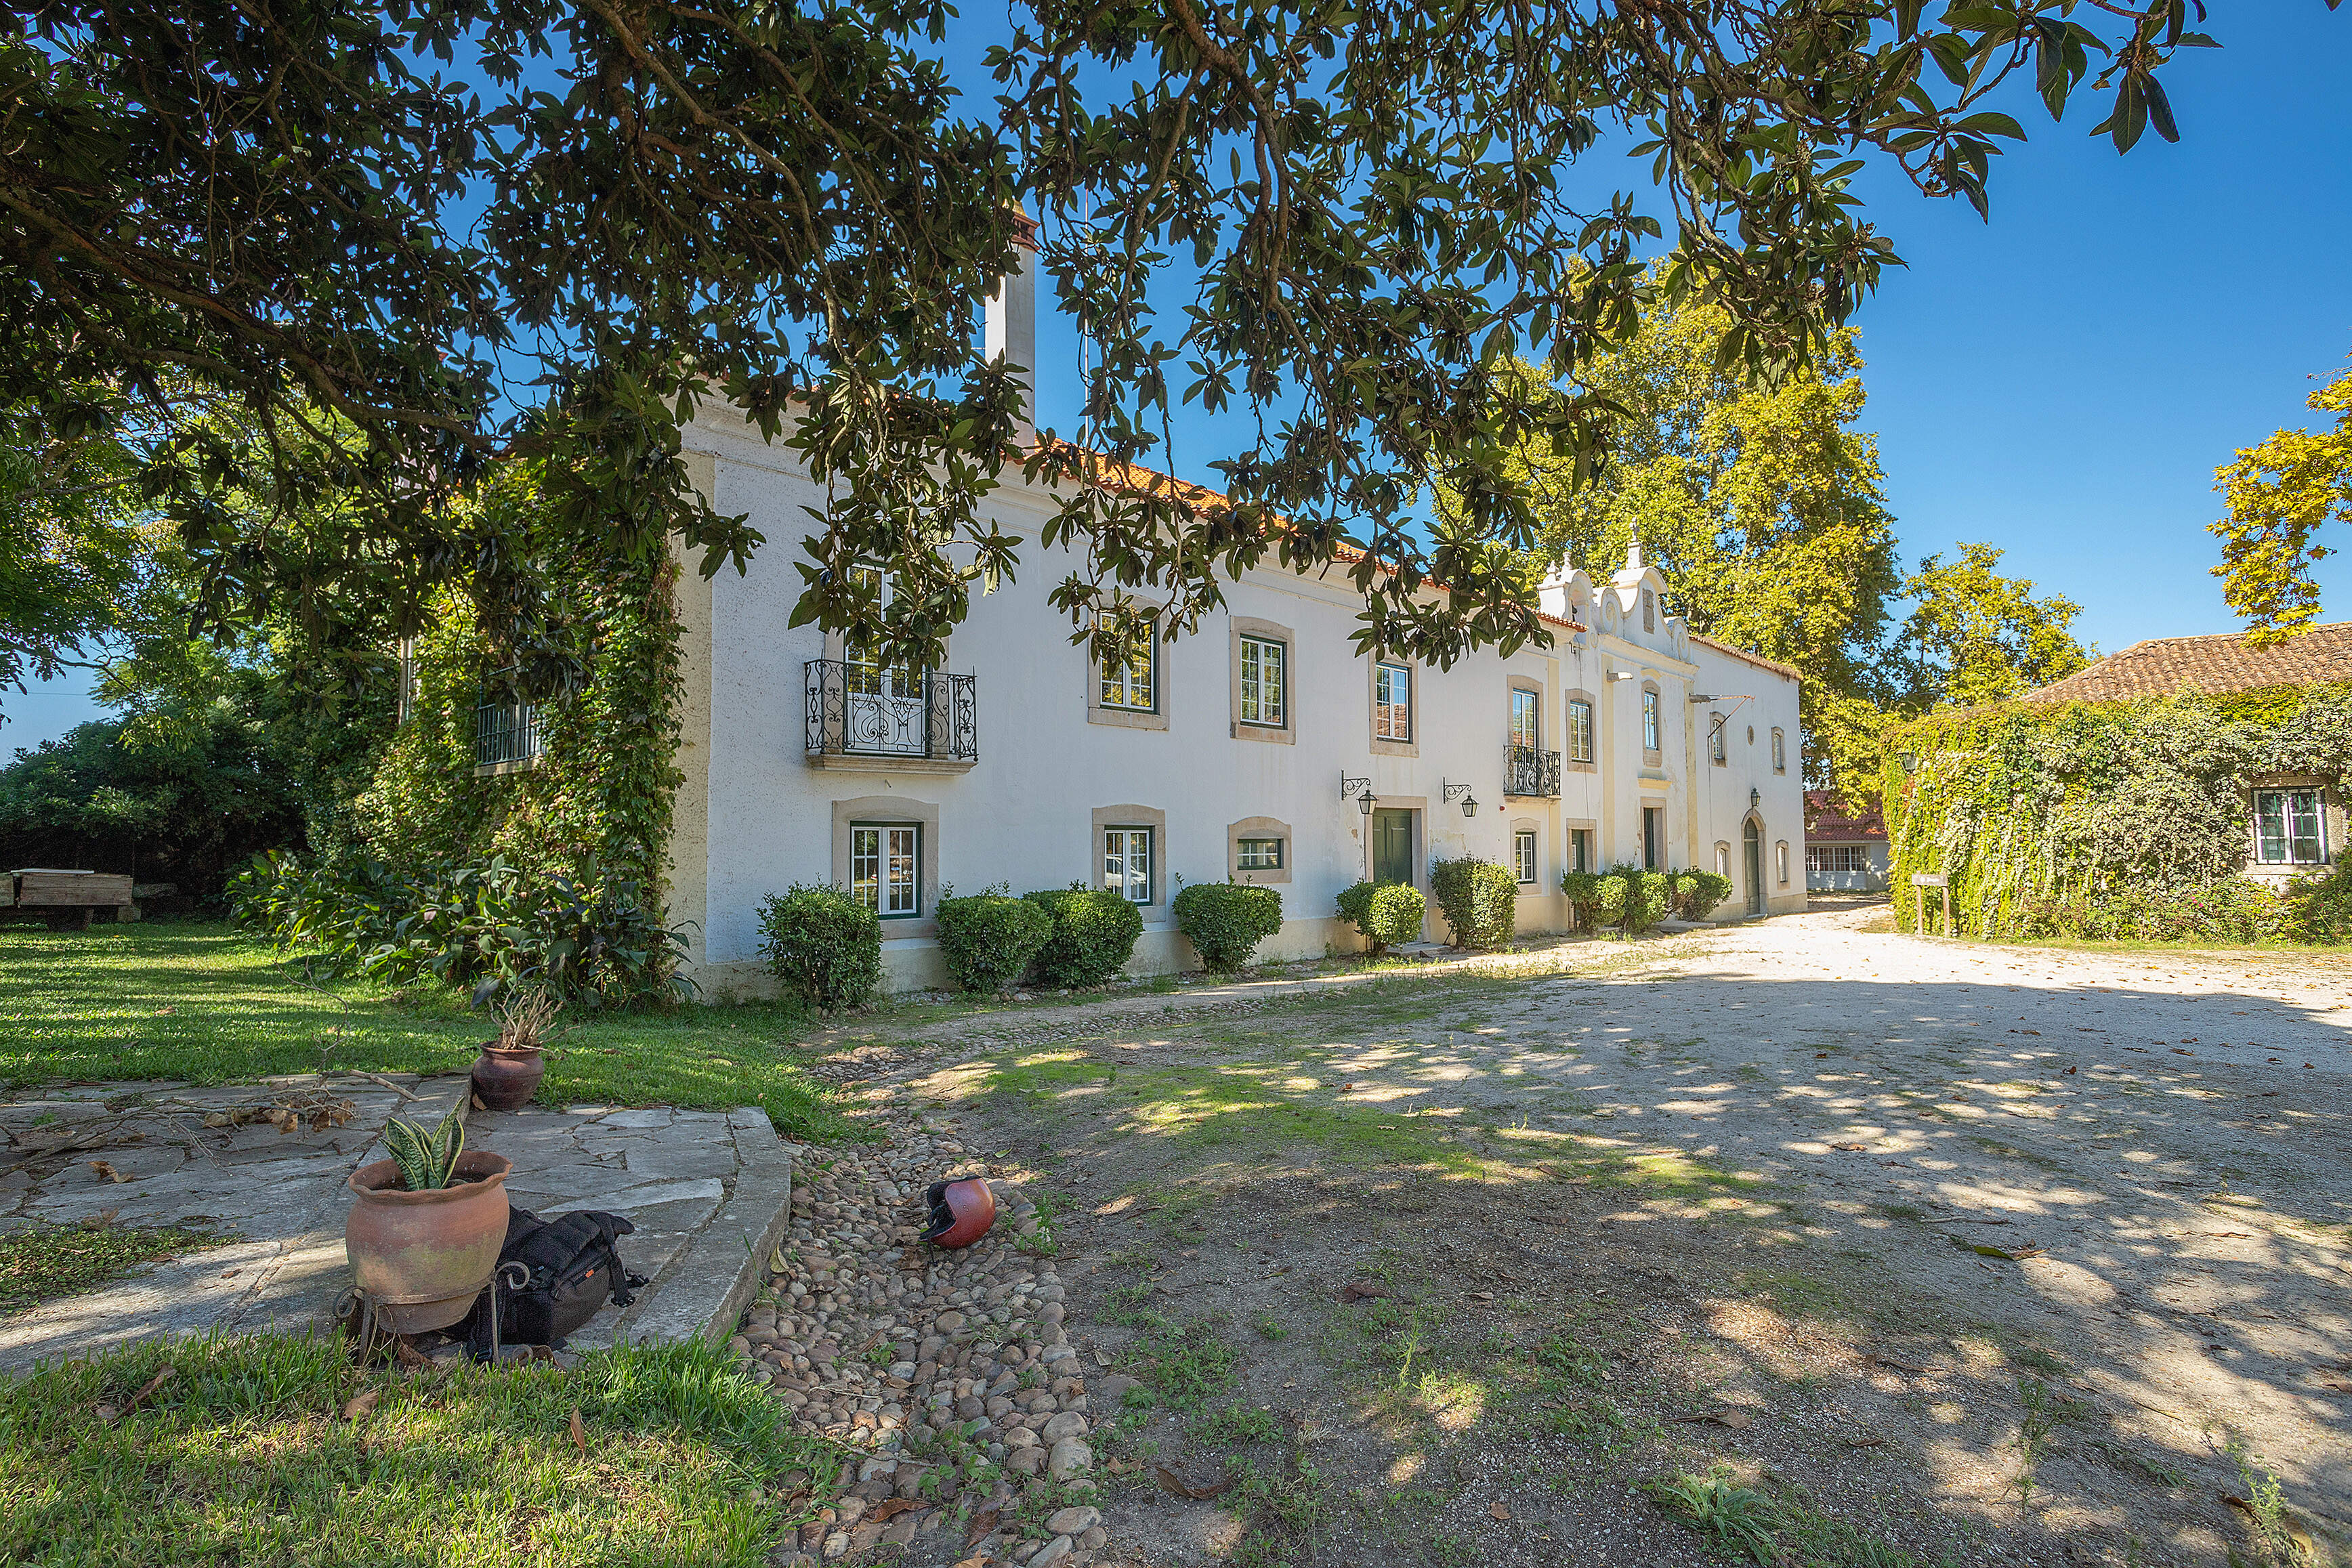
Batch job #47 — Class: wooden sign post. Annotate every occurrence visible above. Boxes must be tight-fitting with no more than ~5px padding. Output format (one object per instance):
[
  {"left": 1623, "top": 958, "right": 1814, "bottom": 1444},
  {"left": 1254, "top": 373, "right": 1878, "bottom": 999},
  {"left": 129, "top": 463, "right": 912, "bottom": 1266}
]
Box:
[{"left": 1910, "top": 872, "right": 1950, "bottom": 937}]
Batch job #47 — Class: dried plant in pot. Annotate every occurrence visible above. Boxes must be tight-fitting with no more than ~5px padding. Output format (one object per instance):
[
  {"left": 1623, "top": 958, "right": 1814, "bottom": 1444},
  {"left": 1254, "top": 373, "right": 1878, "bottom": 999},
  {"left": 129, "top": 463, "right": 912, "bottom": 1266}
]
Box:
[
  {"left": 470, "top": 988, "right": 560, "bottom": 1111},
  {"left": 344, "top": 1106, "right": 511, "bottom": 1334}
]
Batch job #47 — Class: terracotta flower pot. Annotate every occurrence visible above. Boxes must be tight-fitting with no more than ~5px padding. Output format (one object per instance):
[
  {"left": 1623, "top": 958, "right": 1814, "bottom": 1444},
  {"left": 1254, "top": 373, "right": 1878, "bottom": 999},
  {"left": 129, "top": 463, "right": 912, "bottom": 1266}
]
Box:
[
  {"left": 470, "top": 1042, "right": 545, "bottom": 1111},
  {"left": 344, "top": 1149, "right": 512, "bottom": 1334}
]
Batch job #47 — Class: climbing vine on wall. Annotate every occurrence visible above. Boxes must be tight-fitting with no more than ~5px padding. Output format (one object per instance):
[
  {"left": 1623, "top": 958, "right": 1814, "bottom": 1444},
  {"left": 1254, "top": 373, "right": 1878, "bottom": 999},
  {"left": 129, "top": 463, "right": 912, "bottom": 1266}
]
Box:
[
  {"left": 352, "top": 462, "right": 684, "bottom": 895},
  {"left": 1882, "top": 685, "right": 2352, "bottom": 941}
]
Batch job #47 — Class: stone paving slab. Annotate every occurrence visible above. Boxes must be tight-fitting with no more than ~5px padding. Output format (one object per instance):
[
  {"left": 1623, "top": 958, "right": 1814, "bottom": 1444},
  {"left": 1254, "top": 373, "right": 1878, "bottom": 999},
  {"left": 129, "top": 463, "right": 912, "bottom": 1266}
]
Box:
[
  {"left": 0, "top": 1073, "right": 470, "bottom": 1372},
  {"left": 463, "top": 1103, "right": 793, "bottom": 1351}
]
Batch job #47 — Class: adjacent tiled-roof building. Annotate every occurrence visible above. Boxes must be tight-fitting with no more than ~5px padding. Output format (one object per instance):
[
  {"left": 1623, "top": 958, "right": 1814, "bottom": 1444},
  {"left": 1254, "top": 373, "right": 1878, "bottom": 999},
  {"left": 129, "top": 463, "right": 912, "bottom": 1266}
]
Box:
[{"left": 2024, "top": 621, "right": 2352, "bottom": 705}]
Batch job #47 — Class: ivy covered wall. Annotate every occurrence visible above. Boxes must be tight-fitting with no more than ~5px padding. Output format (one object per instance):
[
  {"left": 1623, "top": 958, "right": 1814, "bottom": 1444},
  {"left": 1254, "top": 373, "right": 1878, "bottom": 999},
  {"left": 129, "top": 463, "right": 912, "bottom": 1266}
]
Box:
[
  {"left": 350, "top": 465, "right": 684, "bottom": 893},
  {"left": 1881, "top": 683, "right": 2352, "bottom": 939}
]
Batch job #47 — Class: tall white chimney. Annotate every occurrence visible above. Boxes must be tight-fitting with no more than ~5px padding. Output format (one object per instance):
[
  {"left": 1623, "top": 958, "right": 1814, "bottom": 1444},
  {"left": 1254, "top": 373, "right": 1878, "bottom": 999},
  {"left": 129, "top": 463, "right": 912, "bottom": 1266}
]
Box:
[{"left": 983, "top": 209, "right": 1038, "bottom": 446}]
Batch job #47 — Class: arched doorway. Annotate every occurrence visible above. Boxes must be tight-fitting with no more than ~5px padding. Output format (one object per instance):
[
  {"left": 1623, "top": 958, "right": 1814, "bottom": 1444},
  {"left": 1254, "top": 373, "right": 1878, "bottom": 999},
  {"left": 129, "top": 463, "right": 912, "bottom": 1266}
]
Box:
[{"left": 1742, "top": 818, "right": 1764, "bottom": 915}]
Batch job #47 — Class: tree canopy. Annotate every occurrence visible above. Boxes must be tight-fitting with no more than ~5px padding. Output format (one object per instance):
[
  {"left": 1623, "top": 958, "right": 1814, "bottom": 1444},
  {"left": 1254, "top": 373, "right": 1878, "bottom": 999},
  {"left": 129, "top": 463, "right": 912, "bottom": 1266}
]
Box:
[
  {"left": 2212, "top": 358, "right": 2352, "bottom": 643},
  {"left": 1892, "top": 541, "right": 2091, "bottom": 710},
  {"left": 2, "top": 0, "right": 2245, "bottom": 680}
]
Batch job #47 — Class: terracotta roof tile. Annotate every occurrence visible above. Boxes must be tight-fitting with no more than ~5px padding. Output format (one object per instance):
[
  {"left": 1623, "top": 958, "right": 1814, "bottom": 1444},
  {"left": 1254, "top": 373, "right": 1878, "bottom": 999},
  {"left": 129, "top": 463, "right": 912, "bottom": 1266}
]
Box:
[
  {"left": 1805, "top": 790, "right": 1885, "bottom": 841},
  {"left": 2024, "top": 621, "right": 2352, "bottom": 704}
]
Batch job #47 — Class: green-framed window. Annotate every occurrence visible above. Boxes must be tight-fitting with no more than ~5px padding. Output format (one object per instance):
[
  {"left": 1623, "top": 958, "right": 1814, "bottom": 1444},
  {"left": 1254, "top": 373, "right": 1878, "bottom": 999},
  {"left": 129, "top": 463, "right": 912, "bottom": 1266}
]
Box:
[
  {"left": 1104, "top": 826, "right": 1154, "bottom": 904},
  {"left": 1240, "top": 635, "right": 1286, "bottom": 727},
  {"left": 1101, "top": 637, "right": 1156, "bottom": 712},
  {"left": 1513, "top": 830, "right": 1538, "bottom": 886},
  {"left": 1236, "top": 837, "right": 1284, "bottom": 872},
  {"left": 850, "top": 822, "right": 921, "bottom": 917},
  {"left": 2255, "top": 788, "right": 2325, "bottom": 864}
]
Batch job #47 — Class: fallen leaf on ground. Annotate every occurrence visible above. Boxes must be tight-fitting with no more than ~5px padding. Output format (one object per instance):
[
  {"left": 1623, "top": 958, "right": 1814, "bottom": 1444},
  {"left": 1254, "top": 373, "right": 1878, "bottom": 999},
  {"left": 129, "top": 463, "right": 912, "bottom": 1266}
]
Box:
[
  {"left": 393, "top": 1339, "right": 429, "bottom": 1370},
  {"left": 1847, "top": 1435, "right": 1885, "bottom": 1448},
  {"left": 116, "top": 1365, "right": 174, "bottom": 1420},
  {"left": 1952, "top": 1237, "right": 2043, "bottom": 1260},
  {"left": 1489, "top": 1502, "right": 1513, "bottom": 1521},
  {"left": 2320, "top": 1381, "right": 2352, "bottom": 1395},
  {"left": 1870, "top": 1355, "right": 1929, "bottom": 1374},
  {"left": 89, "top": 1402, "right": 121, "bottom": 1422},
  {"left": 1830, "top": 1141, "right": 1868, "bottom": 1151},
  {"left": 1156, "top": 1465, "right": 1234, "bottom": 1500},
  {"left": 964, "top": 1507, "right": 1000, "bottom": 1547},
  {"left": 1339, "top": 1279, "right": 1391, "bottom": 1303},
  {"left": 1467, "top": 1291, "right": 1494, "bottom": 1302},
  {"left": 1673, "top": 1409, "right": 1752, "bottom": 1430},
  {"left": 568, "top": 1407, "right": 587, "bottom": 1456},
  {"left": 1337, "top": 1082, "right": 1359, "bottom": 1093},
  {"left": 87, "top": 1161, "right": 131, "bottom": 1183},
  {"left": 868, "top": 1500, "right": 923, "bottom": 1522},
  {"left": 342, "top": 1389, "right": 380, "bottom": 1422},
  {"left": 951, "top": 1556, "right": 991, "bottom": 1568}
]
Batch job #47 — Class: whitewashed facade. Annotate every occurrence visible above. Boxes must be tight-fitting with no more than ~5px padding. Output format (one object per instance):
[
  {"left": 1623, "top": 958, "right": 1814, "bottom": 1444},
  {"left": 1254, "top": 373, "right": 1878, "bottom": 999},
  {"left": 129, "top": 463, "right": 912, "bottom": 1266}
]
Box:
[{"left": 665, "top": 254, "right": 1804, "bottom": 997}]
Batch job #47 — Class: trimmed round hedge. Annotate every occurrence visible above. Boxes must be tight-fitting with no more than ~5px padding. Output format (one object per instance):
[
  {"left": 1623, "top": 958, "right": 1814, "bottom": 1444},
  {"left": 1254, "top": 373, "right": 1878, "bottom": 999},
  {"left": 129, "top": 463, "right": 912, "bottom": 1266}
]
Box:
[
  {"left": 1022, "top": 885, "right": 1146, "bottom": 988},
  {"left": 1429, "top": 856, "right": 1517, "bottom": 949},
  {"left": 757, "top": 883, "right": 883, "bottom": 1009},
  {"left": 1336, "top": 879, "right": 1425, "bottom": 953},
  {"left": 1171, "top": 881, "right": 1284, "bottom": 971},
  {"left": 936, "top": 889, "right": 1054, "bottom": 993}
]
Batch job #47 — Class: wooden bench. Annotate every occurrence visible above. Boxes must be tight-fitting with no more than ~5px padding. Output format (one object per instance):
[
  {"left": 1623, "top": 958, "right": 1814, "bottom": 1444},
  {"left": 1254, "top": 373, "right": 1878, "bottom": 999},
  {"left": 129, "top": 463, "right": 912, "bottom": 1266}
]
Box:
[{"left": 8, "top": 870, "right": 138, "bottom": 927}]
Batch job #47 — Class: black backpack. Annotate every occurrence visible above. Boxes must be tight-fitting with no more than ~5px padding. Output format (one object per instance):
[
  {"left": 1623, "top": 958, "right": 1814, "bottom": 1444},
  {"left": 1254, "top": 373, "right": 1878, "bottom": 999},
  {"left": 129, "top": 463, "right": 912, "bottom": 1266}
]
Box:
[{"left": 494, "top": 1205, "right": 645, "bottom": 1349}]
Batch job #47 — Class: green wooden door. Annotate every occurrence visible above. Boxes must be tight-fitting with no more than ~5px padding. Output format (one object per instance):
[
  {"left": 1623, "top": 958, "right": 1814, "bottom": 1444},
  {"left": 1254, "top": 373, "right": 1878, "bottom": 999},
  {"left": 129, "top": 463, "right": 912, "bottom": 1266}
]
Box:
[{"left": 1372, "top": 809, "right": 1414, "bottom": 886}]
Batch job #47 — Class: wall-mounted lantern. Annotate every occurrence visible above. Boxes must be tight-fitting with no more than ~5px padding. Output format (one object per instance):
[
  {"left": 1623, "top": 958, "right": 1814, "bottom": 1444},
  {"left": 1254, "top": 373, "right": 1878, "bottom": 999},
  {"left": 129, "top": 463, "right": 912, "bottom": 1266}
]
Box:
[
  {"left": 1750, "top": 786, "right": 1761, "bottom": 810},
  {"left": 1341, "top": 774, "right": 1377, "bottom": 815},
  {"left": 1443, "top": 780, "right": 1478, "bottom": 818}
]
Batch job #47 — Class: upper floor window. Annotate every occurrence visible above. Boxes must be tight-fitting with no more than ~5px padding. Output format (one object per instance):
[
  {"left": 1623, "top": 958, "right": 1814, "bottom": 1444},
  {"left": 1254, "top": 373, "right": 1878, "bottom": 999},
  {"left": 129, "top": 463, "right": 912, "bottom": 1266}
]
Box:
[
  {"left": 845, "top": 565, "right": 921, "bottom": 698},
  {"left": 1509, "top": 687, "right": 1540, "bottom": 750},
  {"left": 1708, "top": 715, "right": 1726, "bottom": 764},
  {"left": 1374, "top": 661, "right": 1412, "bottom": 741},
  {"left": 1642, "top": 688, "right": 1660, "bottom": 753},
  {"left": 851, "top": 822, "right": 922, "bottom": 918},
  {"left": 1240, "top": 635, "right": 1287, "bottom": 727},
  {"left": 2254, "top": 788, "right": 2325, "bottom": 864},
  {"left": 1513, "top": 830, "right": 1538, "bottom": 886},
  {"left": 1568, "top": 699, "right": 1594, "bottom": 763},
  {"left": 1104, "top": 825, "right": 1155, "bottom": 903},
  {"left": 1771, "top": 728, "right": 1786, "bottom": 774},
  {"left": 1100, "top": 636, "right": 1156, "bottom": 713}
]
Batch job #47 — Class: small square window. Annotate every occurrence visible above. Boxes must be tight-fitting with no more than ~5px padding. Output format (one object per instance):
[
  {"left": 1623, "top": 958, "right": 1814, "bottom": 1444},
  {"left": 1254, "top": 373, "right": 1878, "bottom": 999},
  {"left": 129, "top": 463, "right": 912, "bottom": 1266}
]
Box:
[
  {"left": 1513, "top": 830, "right": 1538, "bottom": 886},
  {"left": 1236, "top": 837, "right": 1284, "bottom": 872},
  {"left": 1104, "top": 826, "right": 1155, "bottom": 903}
]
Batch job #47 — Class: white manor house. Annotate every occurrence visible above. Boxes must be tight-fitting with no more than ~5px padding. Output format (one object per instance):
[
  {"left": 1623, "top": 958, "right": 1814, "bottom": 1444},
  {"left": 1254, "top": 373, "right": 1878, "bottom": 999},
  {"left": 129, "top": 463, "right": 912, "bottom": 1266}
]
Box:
[{"left": 658, "top": 248, "right": 1806, "bottom": 998}]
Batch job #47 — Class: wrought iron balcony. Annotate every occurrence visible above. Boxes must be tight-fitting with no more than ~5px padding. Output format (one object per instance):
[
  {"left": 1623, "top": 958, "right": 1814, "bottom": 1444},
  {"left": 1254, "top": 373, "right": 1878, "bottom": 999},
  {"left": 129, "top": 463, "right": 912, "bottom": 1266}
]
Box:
[
  {"left": 805, "top": 660, "right": 978, "bottom": 769},
  {"left": 474, "top": 702, "right": 542, "bottom": 771},
  {"left": 1504, "top": 744, "right": 1561, "bottom": 798}
]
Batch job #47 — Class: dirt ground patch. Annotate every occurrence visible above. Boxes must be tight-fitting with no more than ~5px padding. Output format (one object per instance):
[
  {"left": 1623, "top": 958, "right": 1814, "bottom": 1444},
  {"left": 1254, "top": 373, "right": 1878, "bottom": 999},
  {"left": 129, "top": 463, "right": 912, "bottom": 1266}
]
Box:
[{"left": 832, "top": 909, "right": 2351, "bottom": 1568}]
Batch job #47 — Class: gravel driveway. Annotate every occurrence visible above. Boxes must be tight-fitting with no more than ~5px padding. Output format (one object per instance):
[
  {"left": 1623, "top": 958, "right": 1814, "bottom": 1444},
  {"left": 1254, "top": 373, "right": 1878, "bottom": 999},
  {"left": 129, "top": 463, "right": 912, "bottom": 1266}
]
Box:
[{"left": 837, "top": 908, "right": 2351, "bottom": 1568}]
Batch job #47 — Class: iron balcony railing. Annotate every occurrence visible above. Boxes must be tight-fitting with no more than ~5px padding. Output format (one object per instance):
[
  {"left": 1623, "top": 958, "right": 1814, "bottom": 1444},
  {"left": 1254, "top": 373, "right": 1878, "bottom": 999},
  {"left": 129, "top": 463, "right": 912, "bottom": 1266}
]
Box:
[
  {"left": 805, "top": 660, "right": 978, "bottom": 763},
  {"left": 1504, "top": 744, "right": 1561, "bottom": 798},
  {"left": 474, "top": 702, "right": 541, "bottom": 768}
]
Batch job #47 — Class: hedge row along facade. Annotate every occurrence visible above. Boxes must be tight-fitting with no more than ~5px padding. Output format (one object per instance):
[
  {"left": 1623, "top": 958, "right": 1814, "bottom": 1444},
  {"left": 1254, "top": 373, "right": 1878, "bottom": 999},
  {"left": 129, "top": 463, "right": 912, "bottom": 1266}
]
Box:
[{"left": 1882, "top": 622, "right": 2352, "bottom": 940}]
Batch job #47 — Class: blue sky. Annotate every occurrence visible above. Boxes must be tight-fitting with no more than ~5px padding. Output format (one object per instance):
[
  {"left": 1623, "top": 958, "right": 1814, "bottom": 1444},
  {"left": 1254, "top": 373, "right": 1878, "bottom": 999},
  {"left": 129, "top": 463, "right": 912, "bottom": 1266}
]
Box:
[{"left": 9, "top": 7, "right": 2349, "bottom": 753}]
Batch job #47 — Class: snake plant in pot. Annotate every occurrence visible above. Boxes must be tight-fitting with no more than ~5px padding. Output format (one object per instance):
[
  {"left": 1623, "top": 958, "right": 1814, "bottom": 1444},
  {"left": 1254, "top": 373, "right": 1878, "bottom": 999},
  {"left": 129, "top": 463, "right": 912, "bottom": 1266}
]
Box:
[
  {"left": 470, "top": 988, "right": 558, "bottom": 1111},
  {"left": 343, "top": 1104, "right": 511, "bottom": 1334}
]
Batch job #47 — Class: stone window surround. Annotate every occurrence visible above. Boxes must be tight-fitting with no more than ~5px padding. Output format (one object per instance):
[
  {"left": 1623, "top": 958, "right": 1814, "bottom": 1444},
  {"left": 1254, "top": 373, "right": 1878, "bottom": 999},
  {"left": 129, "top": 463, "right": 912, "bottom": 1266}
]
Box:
[
  {"left": 1771, "top": 727, "right": 1786, "bottom": 774},
  {"left": 1714, "top": 840, "right": 1732, "bottom": 878},
  {"left": 1564, "top": 689, "right": 1598, "bottom": 771},
  {"left": 1508, "top": 675, "right": 1546, "bottom": 750},
  {"left": 1230, "top": 615, "right": 1296, "bottom": 744},
  {"left": 831, "top": 794, "right": 942, "bottom": 938},
  {"left": 1086, "top": 604, "right": 1169, "bottom": 732},
  {"left": 1227, "top": 814, "right": 1294, "bottom": 885},
  {"left": 1708, "top": 711, "right": 1727, "bottom": 766},
  {"left": 1641, "top": 680, "right": 1663, "bottom": 761},
  {"left": 1776, "top": 840, "right": 1792, "bottom": 885},
  {"left": 1563, "top": 815, "right": 1597, "bottom": 874},
  {"left": 1368, "top": 655, "right": 1416, "bottom": 757},
  {"left": 1093, "top": 803, "right": 1170, "bottom": 920},
  {"left": 1510, "top": 815, "right": 1541, "bottom": 890}
]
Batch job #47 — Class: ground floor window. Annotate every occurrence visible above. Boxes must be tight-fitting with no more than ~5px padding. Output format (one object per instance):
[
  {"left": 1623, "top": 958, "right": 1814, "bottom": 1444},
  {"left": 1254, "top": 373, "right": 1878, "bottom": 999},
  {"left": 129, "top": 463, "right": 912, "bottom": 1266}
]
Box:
[
  {"left": 1776, "top": 842, "right": 1790, "bottom": 885},
  {"left": 1571, "top": 828, "right": 1593, "bottom": 874},
  {"left": 1105, "top": 826, "right": 1154, "bottom": 903},
  {"left": 1715, "top": 843, "right": 1731, "bottom": 878},
  {"left": 2254, "top": 788, "right": 2325, "bottom": 864},
  {"left": 850, "top": 823, "right": 921, "bottom": 917},
  {"left": 1807, "top": 845, "right": 1872, "bottom": 874},
  {"left": 1236, "top": 836, "right": 1284, "bottom": 872},
  {"left": 1513, "top": 830, "right": 1538, "bottom": 886},
  {"left": 1642, "top": 807, "right": 1662, "bottom": 871}
]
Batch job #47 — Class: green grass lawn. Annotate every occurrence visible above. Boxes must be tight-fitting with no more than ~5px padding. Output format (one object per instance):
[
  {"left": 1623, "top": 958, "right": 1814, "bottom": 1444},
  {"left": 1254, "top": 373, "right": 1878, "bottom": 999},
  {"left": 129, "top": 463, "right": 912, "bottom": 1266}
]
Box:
[
  {"left": 0, "top": 1334, "right": 822, "bottom": 1567},
  {"left": 0, "top": 922, "right": 848, "bottom": 1139}
]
